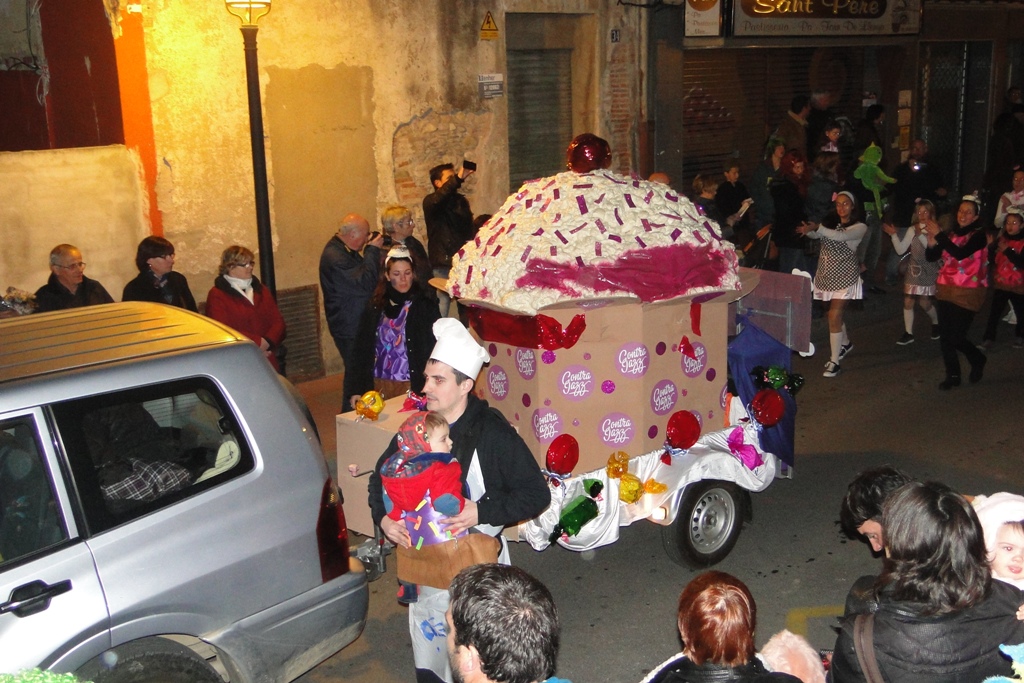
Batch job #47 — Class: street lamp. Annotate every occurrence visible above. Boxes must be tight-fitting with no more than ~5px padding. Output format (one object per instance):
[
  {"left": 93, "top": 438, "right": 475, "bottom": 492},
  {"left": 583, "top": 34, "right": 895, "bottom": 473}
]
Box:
[{"left": 226, "top": 0, "right": 276, "bottom": 296}]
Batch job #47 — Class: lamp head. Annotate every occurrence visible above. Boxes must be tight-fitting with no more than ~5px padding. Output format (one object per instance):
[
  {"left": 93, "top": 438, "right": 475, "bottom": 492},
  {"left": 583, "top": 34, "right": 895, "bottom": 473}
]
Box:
[{"left": 226, "top": 0, "right": 271, "bottom": 26}]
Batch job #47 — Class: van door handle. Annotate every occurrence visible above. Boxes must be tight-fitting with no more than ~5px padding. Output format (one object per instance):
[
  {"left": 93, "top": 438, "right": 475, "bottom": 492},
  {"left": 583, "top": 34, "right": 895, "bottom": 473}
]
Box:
[{"left": 0, "top": 579, "right": 72, "bottom": 618}]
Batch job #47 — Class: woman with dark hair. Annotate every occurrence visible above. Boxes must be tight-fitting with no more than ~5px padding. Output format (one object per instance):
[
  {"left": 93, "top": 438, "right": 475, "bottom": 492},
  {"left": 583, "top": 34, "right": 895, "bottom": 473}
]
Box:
[
  {"left": 348, "top": 245, "right": 440, "bottom": 407},
  {"left": 122, "top": 236, "right": 197, "bottom": 311},
  {"left": 770, "top": 151, "right": 813, "bottom": 275},
  {"left": 642, "top": 571, "right": 801, "bottom": 683},
  {"left": 798, "top": 192, "right": 867, "bottom": 378},
  {"left": 205, "top": 245, "right": 286, "bottom": 373},
  {"left": 923, "top": 195, "right": 989, "bottom": 389},
  {"left": 830, "top": 481, "right": 1024, "bottom": 683}
]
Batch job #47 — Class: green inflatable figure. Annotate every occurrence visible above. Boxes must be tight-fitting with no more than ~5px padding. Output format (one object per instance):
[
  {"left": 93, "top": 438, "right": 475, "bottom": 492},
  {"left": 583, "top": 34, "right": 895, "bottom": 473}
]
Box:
[{"left": 853, "top": 142, "right": 896, "bottom": 215}]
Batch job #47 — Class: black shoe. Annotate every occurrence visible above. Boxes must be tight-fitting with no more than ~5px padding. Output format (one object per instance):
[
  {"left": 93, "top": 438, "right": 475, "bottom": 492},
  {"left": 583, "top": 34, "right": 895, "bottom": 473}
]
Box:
[
  {"left": 838, "top": 342, "right": 854, "bottom": 361},
  {"left": 896, "top": 333, "right": 915, "bottom": 346},
  {"left": 939, "top": 376, "right": 961, "bottom": 390},
  {"left": 969, "top": 355, "right": 987, "bottom": 384},
  {"left": 931, "top": 325, "right": 941, "bottom": 340}
]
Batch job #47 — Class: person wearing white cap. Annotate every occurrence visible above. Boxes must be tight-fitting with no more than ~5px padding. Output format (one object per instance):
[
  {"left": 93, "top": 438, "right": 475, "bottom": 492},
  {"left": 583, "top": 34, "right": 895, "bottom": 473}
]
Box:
[{"left": 368, "top": 318, "right": 550, "bottom": 683}]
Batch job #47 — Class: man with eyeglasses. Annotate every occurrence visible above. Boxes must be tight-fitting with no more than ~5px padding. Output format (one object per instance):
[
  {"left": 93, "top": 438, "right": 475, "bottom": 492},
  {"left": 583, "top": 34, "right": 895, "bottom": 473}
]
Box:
[{"left": 34, "top": 244, "right": 113, "bottom": 313}]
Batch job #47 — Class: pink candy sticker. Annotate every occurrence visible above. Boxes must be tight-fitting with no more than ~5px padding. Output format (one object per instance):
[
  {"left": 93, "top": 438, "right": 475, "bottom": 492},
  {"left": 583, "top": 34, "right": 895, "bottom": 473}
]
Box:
[
  {"left": 487, "top": 365, "right": 509, "bottom": 401},
  {"left": 559, "top": 365, "right": 594, "bottom": 401},
  {"left": 681, "top": 341, "right": 708, "bottom": 378},
  {"left": 650, "top": 379, "right": 678, "bottom": 416},
  {"left": 599, "top": 412, "right": 635, "bottom": 447},
  {"left": 617, "top": 342, "right": 650, "bottom": 377},
  {"left": 532, "top": 408, "right": 563, "bottom": 444},
  {"left": 516, "top": 348, "right": 537, "bottom": 379}
]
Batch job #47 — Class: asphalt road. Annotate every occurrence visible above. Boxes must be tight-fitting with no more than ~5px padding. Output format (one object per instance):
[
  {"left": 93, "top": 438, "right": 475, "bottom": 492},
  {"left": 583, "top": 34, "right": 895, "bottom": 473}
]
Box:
[{"left": 301, "top": 293, "right": 1023, "bottom": 683}]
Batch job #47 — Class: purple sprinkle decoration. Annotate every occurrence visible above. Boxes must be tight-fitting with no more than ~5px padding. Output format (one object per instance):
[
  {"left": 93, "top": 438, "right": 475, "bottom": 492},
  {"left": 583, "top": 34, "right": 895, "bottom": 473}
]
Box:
[
  {"left": 704, "top": 220, "right": 723, "bottom": 241},
  {"left": 555, "top": 230, "right": 568, "bottom": 244},
  {"left": 635, "top": 236, "right": 647, "bottom": 248},
  {"left": 576, "top": 256, "right": 585, "bottom": 268},
  {"left": 475, "top": 236, "right": 482, "bottom": 247},
  {"left": 525, "top": 198, "right": 533, "bottom": 209},
  {"left": 595, "top": 193, "right": 606, "bottom": 204},
  {"left": 506, "top": 222, "right": 516, "bottom": 233},
  {"left": 516, "top": 191, "right": 527, "bottom": 200},
  {"left": 553, "top": 213, "right": 562, "bottom": 223},
  {"left": 570, "top": 223, "right": 587, "bottom": 234},
  {"left": 532, "top": 228, "right": 545, "bottom": 236},
  {"left": 648, "top": 425, "right": 659, "bottom": 439},
  {"left": 706, "top": 368, "right": 717, "bottom": 382},
  {"left": 506, "top": 204, "right": 518, "bottom": 214},
  {"left": 583, "top": 352, "right": 592, "bottom": 360},
  {"left": 693, "top": 231, "right": 706, "bottom": 243},
  {"left": 595, "top": 242, "right": 602, "bottom": 257},
  {"left": 608, "top": 234, "right": 622, "bottom": 243},
  {"left": 573, "top": 183, "right": 593, "bottom": 189},
  {"left": 695, "top": 204, "right": 706, "bottom": 217},
  {"left": 488, "top": 343, "right": 497, "bottom": 357},
  {"left": 670, "top": 228, "right": 682, "bottom": 241},
  {"left": 465, "top": 265, "right": 473, "bottom": 284},
  {"left": 656, "top": 341, "right": 667, "bottom": 355},
  {"left": 577, "top": 195, "right": 589, "bottom": 214},
  {"left": 601, "top": 380, "right": 616, "bottom": 394},
  {"left": 553, "top": 189, "right": 560, "bottom": 200},
  {"left": 542, "top": 350, "right": 556, "bottom": 364},
  {"left": 492, "top": 245, "right": 502, "bottom": 256},
  {"left": 624, "top": 194, "right": 636, "bottom": 208},
  {"left": 614, "top": 208, "right": 624, "bottom": 225},
  {"left": 666, "top": 192, "right": 678, "bottom": 202},
  {"left": 643, "top": 191, "right": 654, "bottom": 204},
  {"left": 595, "top": 219, "right": 606, "bottom": 233},
  {"left": 661, "top": 212, "right": 682, "bottom": 221},
  {"left": 550, "top": 246, "right": 558, "bottom": 256},
  {"left": 603, "top": 173, "right": 627, "bottom": 185},
  {"left": 522, "top": 394, "right": 532, "bottom": 407},
  {"left": 521, "top": 245, "right": 532, "bottom": 262},
  {"left": 540, "top": 199, "right": 551, "bottom": 212},
  {"left": 543, "top": 179, "right": 556, "bottom": 189},
  {"left": 641, "top": 218, "right": 652, "bottom": 232},
  {"left": 457, "top": 248, "right": 465, "bottom": 258},
  {"left": 632, "top": 179, "right": 641, "bottom": 188}
]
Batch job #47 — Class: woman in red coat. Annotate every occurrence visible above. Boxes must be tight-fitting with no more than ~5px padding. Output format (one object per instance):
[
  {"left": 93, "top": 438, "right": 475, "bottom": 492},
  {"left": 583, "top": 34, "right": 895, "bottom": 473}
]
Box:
[{"left": 205, "top": 245, "right": 286, "bottom": 372}]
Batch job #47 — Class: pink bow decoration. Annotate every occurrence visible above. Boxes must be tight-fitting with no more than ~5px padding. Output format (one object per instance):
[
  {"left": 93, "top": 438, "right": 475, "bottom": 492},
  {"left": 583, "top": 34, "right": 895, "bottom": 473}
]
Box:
[
  {"left": 727, "top": 427, "right": 763, "bottom": 470},
  {"left": 400, "top": 392, "right": 428, "bottom": 412}
]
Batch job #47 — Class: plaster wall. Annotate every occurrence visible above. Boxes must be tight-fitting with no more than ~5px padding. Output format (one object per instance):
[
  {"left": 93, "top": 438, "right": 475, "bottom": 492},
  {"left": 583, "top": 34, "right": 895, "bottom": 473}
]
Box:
[{"left": 0, "top": 145, "right": 147, "bottom": 296}]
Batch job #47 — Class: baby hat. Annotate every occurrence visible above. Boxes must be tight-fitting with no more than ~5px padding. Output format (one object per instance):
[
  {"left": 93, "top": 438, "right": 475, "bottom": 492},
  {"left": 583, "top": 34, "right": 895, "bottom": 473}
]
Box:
[
  {"left": 430, "top": 318, "right": 489, "bottom": 379},
  {"left": 972, "top": 491, "right": 1024, "bottom": 555},
  {"left": 397, "top": 412, "right": 432, "bottom": 456}
]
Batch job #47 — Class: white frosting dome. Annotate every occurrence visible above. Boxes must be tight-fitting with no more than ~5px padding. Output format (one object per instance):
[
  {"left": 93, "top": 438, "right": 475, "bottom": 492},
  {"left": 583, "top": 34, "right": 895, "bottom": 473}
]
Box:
[{"left": 448, "top": 170, "right": 740, "bottom": 315}]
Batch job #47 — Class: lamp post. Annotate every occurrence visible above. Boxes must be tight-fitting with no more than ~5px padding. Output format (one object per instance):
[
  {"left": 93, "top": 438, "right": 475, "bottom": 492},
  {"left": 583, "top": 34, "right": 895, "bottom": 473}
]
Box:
[{"left": 226, "top": 0, "right": 276, "bottom": 296}]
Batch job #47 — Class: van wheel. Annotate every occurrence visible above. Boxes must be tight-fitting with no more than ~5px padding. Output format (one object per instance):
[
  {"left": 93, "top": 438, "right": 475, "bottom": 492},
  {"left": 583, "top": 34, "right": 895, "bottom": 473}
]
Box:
[
  {"left": 77, "top": 638, "right": 222, "bottom": 683},
  {"left": 661, "top": 480, "right": 746, "bottom": 568}
]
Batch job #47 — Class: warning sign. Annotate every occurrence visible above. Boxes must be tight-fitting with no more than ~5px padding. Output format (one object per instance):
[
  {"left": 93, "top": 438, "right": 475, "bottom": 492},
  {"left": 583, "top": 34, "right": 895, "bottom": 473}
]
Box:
[{"left": 480, "top": 12, "right": 499, "bottom": 40}]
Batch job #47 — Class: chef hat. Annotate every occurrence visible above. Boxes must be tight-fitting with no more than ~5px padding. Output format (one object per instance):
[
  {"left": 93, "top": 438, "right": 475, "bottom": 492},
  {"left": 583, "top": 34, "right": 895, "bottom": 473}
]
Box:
[
  {"left": 430, "top": 318, "right": 489, "bottom": 380},
  {"left": 972, "top": 491, "right": 1024, "bottom": 556}
]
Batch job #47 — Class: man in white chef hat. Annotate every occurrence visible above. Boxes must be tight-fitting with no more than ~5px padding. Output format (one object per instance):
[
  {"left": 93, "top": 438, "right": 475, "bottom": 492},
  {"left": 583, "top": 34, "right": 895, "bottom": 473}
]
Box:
[{"left": 368, "top": 318, "right": 551, "bottom": 683}]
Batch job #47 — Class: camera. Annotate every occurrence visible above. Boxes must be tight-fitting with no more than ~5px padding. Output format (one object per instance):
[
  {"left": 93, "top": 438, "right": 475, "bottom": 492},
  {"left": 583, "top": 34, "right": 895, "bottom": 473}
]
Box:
[{"left": 462, "top": 160, "right": 477, "bottom": 172}]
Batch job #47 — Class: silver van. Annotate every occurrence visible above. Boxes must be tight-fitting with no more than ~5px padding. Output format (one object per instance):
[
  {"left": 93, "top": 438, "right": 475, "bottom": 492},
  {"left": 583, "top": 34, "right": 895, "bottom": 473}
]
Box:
[{"left": 0, "top": 303, "right": 367, "bottom": 682}]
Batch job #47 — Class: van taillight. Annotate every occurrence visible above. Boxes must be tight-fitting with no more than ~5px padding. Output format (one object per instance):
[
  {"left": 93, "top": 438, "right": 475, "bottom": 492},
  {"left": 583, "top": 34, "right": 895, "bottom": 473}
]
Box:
[{"left": 316, "top": 478, "right": 351, "bottom": 582}]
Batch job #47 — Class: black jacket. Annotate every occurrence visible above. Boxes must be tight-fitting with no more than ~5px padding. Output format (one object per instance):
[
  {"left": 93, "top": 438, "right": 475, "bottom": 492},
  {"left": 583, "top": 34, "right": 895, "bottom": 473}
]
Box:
[
  {"left": 122, "top": 270, "right": 197, "bottom": 312},
  {"left": 423, "top": 175, "right": 474, "bottom": 269},
  {"left": 368, "top": 393, "right": 550, "bottom": 529},
  {"left": 348, "top": 286, "right": 440, "bottom": 398},
  {"left": 319, "top": 235, "right": 381, "bottom": 341},
  {"left": 35, "top": 274, "right": 113, "bottom": 313},
  {"left": 830, "top": 577, "right": 1024, "bottom": 683},
  {"left": 646, "top": 655, "right": 800, "bottom": 683},
  {"left": 769, "top": 178, "right": 808, "bottom": 249}
]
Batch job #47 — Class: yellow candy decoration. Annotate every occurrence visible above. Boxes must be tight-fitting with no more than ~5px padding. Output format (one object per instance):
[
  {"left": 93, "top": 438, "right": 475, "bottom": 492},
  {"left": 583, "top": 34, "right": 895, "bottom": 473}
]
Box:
[
  {"left": 644, "top": 478, "right": 668, "bottom": 494},
  {"left": 618, "top": 472, "right": 644, "bottom": 504},
  {"left": 355, "top": 391, "right": 385, "bottom": 421},
  {"left": 605, "top": 451, "right": 630, "bottom": 479}
]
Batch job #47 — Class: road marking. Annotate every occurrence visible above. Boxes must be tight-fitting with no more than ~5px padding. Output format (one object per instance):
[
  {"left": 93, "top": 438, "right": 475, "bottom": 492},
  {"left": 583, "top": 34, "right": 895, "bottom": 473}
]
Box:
[{"left": 786, "top": 605, "right": 845, "bottom": 636}]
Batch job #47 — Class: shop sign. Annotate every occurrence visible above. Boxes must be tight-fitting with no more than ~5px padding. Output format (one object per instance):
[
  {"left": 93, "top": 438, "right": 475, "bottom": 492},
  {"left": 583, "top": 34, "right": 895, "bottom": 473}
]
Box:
[
  {"left": 685, "top": 0, "right": 722, "bottom": 37},
  {"left": 732, "top": 0, "right": 920, "bottom": 37}
]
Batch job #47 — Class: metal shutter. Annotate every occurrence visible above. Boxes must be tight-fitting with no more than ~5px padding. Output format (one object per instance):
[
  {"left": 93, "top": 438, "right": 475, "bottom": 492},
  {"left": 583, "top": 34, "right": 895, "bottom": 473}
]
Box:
[{"left": 507, "top": 49, "right": 573, "bottom": 192}]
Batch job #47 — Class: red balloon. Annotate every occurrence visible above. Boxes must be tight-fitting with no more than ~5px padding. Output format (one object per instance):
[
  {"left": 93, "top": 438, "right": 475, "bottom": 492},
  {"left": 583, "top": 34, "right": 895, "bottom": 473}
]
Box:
[
  {"left": 666, "top": 410, "right": 701, "bottom": 450},
  {"left": 750, "top": 389, "right": 785, "bottom": 427},
  {"left": 546, "top": 434, "right": 580, "bottom": 476},
  {"left": 566, "top": 133, "right": 612, "bottom": 173}
]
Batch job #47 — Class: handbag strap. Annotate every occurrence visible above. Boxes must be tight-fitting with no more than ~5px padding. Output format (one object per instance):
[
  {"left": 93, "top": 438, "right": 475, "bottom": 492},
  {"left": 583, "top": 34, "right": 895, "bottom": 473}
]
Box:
[{"left": 853, "top": 613, "right": 885, "bottom": 683}]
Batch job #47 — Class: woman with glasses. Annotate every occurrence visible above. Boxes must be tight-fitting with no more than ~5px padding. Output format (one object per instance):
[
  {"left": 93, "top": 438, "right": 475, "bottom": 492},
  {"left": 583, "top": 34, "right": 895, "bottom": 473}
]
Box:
[
  {"left": 122, "top": 236, "right": 197, "bottom": 312},
  {"left": 206, "top": 245, "right": 286, "bottom": 373},
  {"left": 381, "top": 205, "right": 433, "bottom": 292}
]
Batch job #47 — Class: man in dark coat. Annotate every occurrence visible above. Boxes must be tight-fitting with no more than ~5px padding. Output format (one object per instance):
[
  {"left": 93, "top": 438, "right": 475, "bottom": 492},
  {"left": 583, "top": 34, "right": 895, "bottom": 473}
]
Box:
[
  {"left": 319, "top": 213, "right": 384, "bottom": 411},
  {"left": 423, "top": 162, "right": 475, "bottom": 318},
  {"left": 35, "top": 244, "right": 114, "bottom": 313}
]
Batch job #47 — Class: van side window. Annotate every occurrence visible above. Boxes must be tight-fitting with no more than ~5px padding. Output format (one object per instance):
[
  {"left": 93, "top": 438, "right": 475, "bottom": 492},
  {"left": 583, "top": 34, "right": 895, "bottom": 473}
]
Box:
[
  {"left": 0, "top": 416, "right": 66, "bottom": 566},
  {"left": 52, "top": 379, "right": 254, "bottom": 533}
]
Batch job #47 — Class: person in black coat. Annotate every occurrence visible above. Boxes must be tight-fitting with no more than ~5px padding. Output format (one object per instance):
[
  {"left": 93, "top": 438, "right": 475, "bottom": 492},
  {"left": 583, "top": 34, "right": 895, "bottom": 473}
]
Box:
[
  {"left": 348, "top": 245, "right": 440, "bottom": 407},
  {"left": 35, "top": 244, "right": 114, "bottom": 313},
  {"left": 121, "top": 236, "right": 197, "bottom": 312}
]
